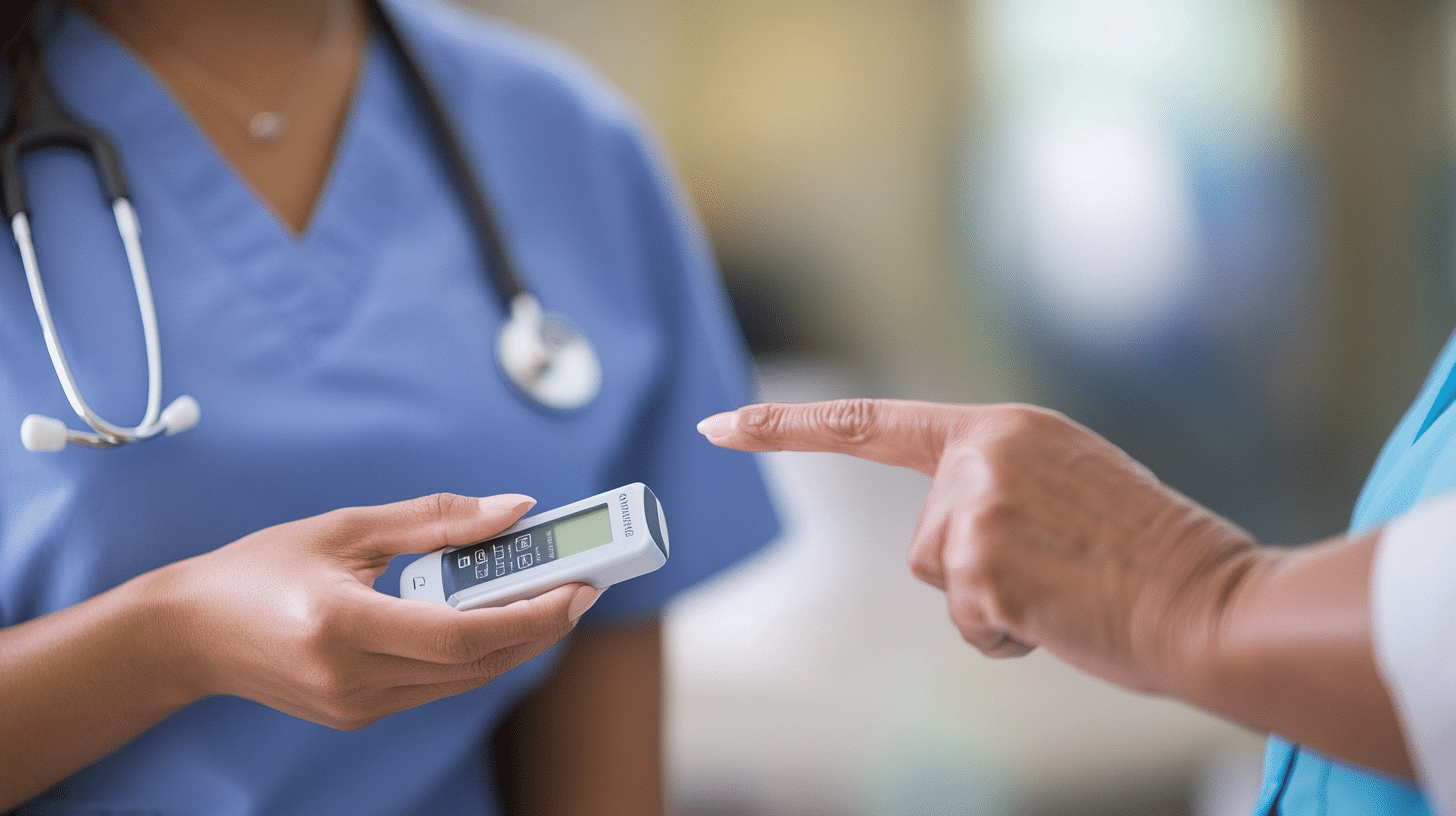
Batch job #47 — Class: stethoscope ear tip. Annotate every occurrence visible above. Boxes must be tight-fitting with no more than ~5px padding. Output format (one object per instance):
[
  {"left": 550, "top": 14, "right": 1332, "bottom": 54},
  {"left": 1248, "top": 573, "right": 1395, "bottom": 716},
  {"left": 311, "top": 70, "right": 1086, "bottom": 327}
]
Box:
[
  {"left": 160, "top": 395, "right": 200, "bottom": 435},
  {"left": 20, "top": 414, "right": 69, "bottom": 452},
  {"left": 19, "top": 396, "right": 200, "bottom": 451}
]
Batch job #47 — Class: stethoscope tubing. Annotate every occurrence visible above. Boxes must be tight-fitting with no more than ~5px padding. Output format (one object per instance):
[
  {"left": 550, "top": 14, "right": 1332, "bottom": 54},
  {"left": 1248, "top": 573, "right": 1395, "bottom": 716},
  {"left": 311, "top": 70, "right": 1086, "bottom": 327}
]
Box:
[
  {"left": 4, "top": 0, "right": 602, "bottom": 451},
  {"left": 12, "top": 198, "right": 169, "bottom": 446},
  {"left": 363, "top": 0, "right": 526, "bottom": 305}
]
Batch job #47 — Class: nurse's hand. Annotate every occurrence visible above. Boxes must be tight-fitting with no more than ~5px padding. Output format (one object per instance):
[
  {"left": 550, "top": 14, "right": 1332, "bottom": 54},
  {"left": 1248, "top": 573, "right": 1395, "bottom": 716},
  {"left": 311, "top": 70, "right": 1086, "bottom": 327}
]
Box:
[
  {"left": 698, "top": 399, "right": 1260, "bottom": 695},
  {"left": 159, "top": 493, "right": 602, "bottom": 730}
]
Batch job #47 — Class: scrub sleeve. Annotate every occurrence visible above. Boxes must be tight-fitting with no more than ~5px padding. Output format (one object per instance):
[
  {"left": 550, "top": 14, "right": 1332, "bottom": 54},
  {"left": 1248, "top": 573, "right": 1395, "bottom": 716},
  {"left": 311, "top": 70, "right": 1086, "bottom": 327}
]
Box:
[
  {"left": 387, "top": 0, "right": 784, "bottom": 624},
  {"left": 0, "top": 1, "right": 780, "bottom": 813},
  {"left": 1373, "top": 493, "right": 1456, "bottom": 816},
  {"left": 1252, "top": 330, "right": 1456, "bottom": 815}
]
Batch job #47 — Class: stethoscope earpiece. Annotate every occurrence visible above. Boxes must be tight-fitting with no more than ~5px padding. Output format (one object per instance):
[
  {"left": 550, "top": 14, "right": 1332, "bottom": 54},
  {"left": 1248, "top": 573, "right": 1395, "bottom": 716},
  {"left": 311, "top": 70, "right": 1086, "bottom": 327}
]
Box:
[
  {"left": 159, "top": 395, "right": 201, "bottom": 436},
  {"left": 10, "top": 0, "right": 601, "bottom": 453},
  {"left": 20, "top": 414, "right": 68, "bottom": 452},
  {"left": 19, "top": 394, "right": 200, "bottom": 451}
]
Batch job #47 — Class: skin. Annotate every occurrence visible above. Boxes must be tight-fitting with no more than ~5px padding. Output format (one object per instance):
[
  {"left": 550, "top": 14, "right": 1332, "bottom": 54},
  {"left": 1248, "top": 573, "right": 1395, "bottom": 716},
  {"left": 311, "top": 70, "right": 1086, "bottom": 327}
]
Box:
[
  {"left": 0, "top": 493, "right": 601, "bottom": 807},
  {"left": 6, "top": 2, "right": 665, "bottom": 813},
  {"left": 699, "top": 399, "right": 1417, "bottom": 782},
  {"left": 499, "top": 620, "right": 664, "bottom": 816},
  {"left": 82, "top": 0, "right": 368, "bottom": 235}
]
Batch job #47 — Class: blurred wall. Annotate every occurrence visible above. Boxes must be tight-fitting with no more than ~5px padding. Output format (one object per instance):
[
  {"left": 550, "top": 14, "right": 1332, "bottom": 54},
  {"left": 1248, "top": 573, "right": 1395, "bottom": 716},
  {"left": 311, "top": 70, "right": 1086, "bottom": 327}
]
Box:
[
  {"left": 471, "top": 0, "right": 989, "bottom": 399},
  {"left": 1294, "top": 0, "right": 1456, "bottom": 527},
  {"left": 459, "top": 1, "right": 1456, "bottom": 814}
]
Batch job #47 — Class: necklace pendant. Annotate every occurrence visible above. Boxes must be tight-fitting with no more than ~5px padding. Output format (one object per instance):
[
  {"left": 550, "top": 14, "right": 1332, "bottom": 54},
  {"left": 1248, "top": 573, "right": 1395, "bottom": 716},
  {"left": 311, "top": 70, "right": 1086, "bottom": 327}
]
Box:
[{"left": 248, "top": 111, "right": 287, "bottom": 143}]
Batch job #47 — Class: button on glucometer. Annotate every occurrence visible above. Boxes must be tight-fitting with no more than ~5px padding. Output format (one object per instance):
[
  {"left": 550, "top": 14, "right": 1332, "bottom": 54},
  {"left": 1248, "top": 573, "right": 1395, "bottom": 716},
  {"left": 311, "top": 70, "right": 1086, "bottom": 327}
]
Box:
[{"left": 404, "top": 484, "right": 669, "bottom": 612}]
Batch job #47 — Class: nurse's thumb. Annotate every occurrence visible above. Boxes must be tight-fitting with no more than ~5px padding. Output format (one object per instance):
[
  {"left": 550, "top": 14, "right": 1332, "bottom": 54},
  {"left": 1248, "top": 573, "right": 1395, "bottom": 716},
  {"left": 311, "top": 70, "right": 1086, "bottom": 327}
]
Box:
[
  {"left": 347, "top": 493, "right": 537, "bottom": 556},
  {"left": 476, "top": 494, "right": 539, "bottom": 530}
]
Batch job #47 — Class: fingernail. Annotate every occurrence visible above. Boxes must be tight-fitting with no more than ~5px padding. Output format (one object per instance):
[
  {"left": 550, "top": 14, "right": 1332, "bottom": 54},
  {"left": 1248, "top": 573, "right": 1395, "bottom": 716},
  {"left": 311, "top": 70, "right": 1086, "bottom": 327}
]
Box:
[
  {"left": 697, "top": 411, "right": 737, "bottom": 442},
  {"left": 479, "top": 494, "right": 536, "bottom": 515},
  {"left": 568, "top": 586, "right": 605, "bottom": 622}
]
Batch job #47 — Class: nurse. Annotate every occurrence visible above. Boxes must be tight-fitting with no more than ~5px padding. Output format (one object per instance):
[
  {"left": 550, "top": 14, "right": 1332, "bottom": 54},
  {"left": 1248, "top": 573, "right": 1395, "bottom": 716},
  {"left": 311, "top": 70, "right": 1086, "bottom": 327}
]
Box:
[
  {"left": 0, "top": 0, "right": 777, "bottom": 813},
  {"left": 701, "top": 392, "right": 1456, "bottom": 814}
]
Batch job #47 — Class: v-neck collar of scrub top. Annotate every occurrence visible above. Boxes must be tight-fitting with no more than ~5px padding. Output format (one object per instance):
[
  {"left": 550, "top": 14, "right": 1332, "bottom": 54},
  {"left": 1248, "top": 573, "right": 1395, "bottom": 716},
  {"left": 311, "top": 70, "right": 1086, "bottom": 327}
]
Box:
[
  {"left": 4, "top": 3, "right": 784, "bottom": 812},
  {"left": 42, "top": 8, "right": 404, "bottom": 348},
  {"left": 1252, "top": 331, "right": 1456, "bottom": 816},
  {"left": 1349, "top": 329, "right": 1456, "bottom": 534}
]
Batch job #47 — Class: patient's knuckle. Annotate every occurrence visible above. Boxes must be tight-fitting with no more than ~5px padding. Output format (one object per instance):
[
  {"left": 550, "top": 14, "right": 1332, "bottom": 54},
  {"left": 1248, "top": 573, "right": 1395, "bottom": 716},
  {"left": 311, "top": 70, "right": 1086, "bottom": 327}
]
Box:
[
  {"left": 979, "top": 583, "right": 1017, "bottom": 628},
  {"left": 952, "top": 556, "right": 1025, "bottom": 629},
  {"left": 944, "top": 541, "right": 992, "bottom": 589},
  {"left": 907, "top": 547, "right": 940, "bottom": 584},
  {"left": 738, "top": 403, "right": 781, "bottom": 440},
  {"left": 814, "top": 398, "right": 880, "bottom": 446},
  {"left": 945, "top": 590, "right": 988, "bottom": 635},
  {"left": 976, "top": 488, "right": 1022, "bottom": 532},
  {"left": 738, "top": 404, "right": 794, "bottom": 446},
  {"left": 987, "top": 404, "right": 1056, "bottom": 442}
]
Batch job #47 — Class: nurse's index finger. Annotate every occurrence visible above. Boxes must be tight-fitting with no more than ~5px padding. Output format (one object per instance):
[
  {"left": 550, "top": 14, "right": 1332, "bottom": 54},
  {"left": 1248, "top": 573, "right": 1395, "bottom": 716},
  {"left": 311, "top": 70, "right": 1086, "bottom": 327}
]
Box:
[
  {"left": 697, "top": 399, "right": 970, "bottom": 475},
  {"left": 345, "top": 583, "right": 584, "bottom": 664}
]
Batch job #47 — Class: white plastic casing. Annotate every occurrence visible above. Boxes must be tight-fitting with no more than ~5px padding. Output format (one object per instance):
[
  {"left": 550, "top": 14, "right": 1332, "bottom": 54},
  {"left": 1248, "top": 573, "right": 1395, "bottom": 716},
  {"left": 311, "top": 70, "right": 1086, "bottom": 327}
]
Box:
[
  {"left": 400, "top": 482, "right": 668, "bottom": 610},
  {"left": 20, "top": 414, "right": 68, "bottom": 452},
  {"left": 161, "top": 395, "right": 201, "bottom": 435}
]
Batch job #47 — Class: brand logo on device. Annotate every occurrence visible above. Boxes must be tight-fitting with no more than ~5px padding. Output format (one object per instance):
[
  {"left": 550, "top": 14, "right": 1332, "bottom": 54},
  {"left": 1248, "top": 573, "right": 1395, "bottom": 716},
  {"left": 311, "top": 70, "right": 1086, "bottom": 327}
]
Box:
[{"left": 619, "top": 493, "right": 634, "bottom": 537}]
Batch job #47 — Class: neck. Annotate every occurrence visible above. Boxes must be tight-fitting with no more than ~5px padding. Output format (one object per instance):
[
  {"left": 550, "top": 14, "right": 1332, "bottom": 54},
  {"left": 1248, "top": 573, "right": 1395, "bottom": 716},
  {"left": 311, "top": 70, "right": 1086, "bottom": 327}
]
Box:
[
  {"left": 81, "top": 1, "right": 357, "bottom": 71},
  {"left": 77, "top": 0, "right": 370, "bottom": 236}
]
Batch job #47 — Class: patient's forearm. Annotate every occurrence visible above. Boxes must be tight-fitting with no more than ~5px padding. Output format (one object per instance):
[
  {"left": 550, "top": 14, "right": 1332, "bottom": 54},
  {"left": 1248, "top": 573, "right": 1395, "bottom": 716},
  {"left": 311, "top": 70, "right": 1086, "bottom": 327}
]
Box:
[{"left": 1181, "top": 532, "right": 1413, "bottom": 781}]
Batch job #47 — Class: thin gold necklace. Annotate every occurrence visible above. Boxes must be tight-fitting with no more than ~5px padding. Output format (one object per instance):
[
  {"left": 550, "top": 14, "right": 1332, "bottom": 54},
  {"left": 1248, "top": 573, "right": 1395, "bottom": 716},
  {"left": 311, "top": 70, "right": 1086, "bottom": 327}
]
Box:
[{"left": 150, "top": 1, "right": 346, "bottom": 145}]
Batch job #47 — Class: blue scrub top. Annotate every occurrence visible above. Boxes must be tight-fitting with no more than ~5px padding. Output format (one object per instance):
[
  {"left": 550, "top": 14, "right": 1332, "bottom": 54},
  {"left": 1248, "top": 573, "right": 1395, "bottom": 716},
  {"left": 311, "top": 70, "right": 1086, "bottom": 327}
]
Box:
[
  {"left": 1251, "top": 330, "right": 1456, "bottom": 814},
  {"left": 0, "top": 2, "right": 780, "bottom": 813}
]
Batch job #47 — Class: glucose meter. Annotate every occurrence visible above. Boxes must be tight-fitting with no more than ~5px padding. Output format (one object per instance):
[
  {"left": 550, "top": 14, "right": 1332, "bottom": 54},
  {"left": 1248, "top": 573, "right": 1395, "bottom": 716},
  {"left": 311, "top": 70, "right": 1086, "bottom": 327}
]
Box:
[{"left": 400, "top": 483, "right": 668, "bottom": 610}]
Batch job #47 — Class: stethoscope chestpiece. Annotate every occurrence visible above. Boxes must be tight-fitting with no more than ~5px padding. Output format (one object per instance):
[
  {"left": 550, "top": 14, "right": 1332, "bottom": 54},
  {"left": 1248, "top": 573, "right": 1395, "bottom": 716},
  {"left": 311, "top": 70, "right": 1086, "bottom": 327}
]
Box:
[
  {"left": 10, "top": 1, "right": 599, "bottom": 449},
  {"left": 496, "top": 293, "right": 602, "bottom": 412}
]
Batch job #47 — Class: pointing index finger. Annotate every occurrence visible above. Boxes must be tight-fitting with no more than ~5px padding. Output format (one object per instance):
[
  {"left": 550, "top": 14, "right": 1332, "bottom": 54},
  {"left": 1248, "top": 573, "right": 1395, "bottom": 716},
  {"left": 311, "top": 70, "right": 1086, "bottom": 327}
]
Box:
[{"left": 697, "top": 399, "right": 969, "bottom": 475}]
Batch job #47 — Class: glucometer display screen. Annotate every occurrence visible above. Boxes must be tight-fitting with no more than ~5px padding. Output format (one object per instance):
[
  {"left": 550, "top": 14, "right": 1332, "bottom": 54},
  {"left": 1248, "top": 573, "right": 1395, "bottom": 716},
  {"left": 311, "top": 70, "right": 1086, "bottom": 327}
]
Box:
[
  {"left": 553, "top": 504, "right": 613, "bottom": 558},
  {"left": 447, "top": 505, "right": 613, "bottom": 592}
]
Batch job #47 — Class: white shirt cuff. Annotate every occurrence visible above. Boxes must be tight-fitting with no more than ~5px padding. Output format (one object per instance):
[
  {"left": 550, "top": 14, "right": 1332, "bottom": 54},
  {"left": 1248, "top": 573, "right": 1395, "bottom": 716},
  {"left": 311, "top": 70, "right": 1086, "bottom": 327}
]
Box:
[{"left": 1373, "top": 491, "right": 1456, "bottom": 814}]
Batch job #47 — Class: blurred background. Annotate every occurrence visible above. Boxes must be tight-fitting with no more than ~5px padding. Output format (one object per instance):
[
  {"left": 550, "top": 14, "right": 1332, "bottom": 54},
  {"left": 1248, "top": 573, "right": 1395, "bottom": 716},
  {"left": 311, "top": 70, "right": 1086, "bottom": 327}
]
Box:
[{"left": 468, "top": 1, "right": 1456, "bottom": 814}]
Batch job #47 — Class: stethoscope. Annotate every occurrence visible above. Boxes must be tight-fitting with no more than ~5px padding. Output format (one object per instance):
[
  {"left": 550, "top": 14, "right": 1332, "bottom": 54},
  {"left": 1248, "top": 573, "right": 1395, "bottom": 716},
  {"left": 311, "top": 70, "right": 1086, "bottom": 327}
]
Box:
[{"left": 1, "top": 0, "right": 602, "bottom": 452}]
